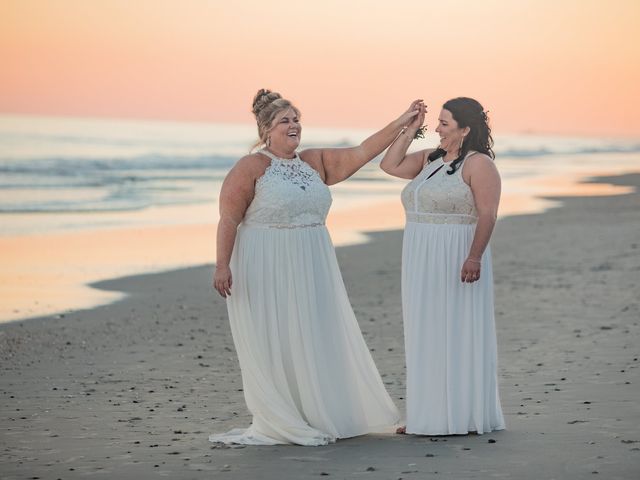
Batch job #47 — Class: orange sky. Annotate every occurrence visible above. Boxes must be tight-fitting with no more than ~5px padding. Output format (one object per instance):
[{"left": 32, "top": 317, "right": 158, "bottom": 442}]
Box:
[{"left": 1, "top": 0, "right": 639, "bottom": 136}]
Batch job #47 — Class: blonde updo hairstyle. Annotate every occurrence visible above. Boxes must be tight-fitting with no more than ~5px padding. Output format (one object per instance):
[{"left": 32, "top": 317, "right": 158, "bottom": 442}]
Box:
[{"left": 251, "top": 89, "right": 300, "bottom": 150}]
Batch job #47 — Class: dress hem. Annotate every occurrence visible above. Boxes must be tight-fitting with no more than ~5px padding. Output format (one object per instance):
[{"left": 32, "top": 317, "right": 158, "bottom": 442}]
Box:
[
  {"left": 405, "top": 425, "right": 506, "bottom": 436},
  {"left": 208, "top": 420, "right": 401, "bottom": 447}
]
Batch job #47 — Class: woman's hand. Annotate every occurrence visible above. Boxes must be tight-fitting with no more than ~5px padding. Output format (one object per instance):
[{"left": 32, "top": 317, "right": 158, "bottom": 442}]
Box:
[
  {"left": 379, "top": 100, "right": 430, "bottom": 180},
  {"left": 311, "top": 99, "right": 425, "bottom": 186},
  {"left": 408, "top": 101, "right": 426, "bottom": 131},
  {"left": 213, "top": 265, "right": 233, "bottom": 297},
  {"left": 461, "top": 257, "right": 481, "bottom": 283},
  {"left": 397, "top": 99, "right": 424, "bottom": 128}
]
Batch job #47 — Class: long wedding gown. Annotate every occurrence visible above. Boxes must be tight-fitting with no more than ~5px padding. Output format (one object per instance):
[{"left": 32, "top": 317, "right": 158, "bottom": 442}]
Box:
[
  {"left": 209, "top": 149, "right": 399, "bottom": 446},
  {"left": 400, "top": 151, "right": 505, "bottom": 435}
]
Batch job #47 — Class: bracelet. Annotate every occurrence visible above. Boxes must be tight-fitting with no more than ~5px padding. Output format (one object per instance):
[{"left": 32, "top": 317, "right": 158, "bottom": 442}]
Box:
[{"left": 466, "top": 258, "right": 481, "bottom": 264}]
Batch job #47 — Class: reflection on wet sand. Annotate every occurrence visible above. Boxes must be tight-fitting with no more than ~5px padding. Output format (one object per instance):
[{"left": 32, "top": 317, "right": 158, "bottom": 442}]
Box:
[{"left": 0, "top": 170, "right": 636, "bottom": 323}]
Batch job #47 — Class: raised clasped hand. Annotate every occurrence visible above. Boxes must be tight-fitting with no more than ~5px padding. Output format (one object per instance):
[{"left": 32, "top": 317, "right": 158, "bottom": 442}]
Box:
[{"left": 400, "top": 99, "right": 427, "bottom": 133}]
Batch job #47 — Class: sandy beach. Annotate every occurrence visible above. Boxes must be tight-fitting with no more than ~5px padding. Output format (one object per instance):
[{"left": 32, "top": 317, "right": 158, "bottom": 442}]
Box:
[{"left": 1, "top": 172, "right": 639, "bottom": 479}]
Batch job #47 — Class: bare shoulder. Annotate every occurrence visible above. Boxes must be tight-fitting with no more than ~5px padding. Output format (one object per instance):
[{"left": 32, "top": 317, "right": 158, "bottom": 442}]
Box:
[
  {"left": 464, "top": 152, "right": 498, "bottom": 173},
  {"left": 461, "top": 152, "right": 499, "bottom": 186},
  {"left": 421, "top": 148, "right": 437, "bottom": 165},
  {"left": 298, "top": 148, "right": 326, "bottom": 178},
  {"left": 466, "top": 151, "right": 493, "bottom": 164},
  {"left": 230, "top": 152, "right": 270, "bottom": 178},
  {"left": 298, "top": 148, "right": 323, "bottom": 167}
]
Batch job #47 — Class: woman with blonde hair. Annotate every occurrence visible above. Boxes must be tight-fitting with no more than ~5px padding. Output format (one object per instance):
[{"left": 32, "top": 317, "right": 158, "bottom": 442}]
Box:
[{"left": 209, "top": 89, "right": 421, "bottom": 445}]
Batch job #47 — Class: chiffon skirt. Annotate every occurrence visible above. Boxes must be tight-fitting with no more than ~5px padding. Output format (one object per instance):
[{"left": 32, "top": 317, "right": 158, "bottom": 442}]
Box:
[
  {"left": 209, "top": 224, "right": 399, "bottom": 446},
  {"left": 402, "top": 222, "right": 505, "bottom": 435}
]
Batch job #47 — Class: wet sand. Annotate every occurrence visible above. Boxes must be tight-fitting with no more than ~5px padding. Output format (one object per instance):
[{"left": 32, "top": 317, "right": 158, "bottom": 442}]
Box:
[
  {"left": 2, "top": 155, "right": 636, "bottom": 324},
  {"left": 1, "top": 173, "right": 639, "bottom": 479}
]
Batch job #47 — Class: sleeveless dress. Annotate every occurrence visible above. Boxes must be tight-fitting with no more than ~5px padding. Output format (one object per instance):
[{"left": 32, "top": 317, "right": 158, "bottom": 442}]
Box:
[
  {"left": 400, "top": 152, "right": 505, "bottom": 435},
  {"left": 209, "top": 149, "right": 399, "bottom": 446}
]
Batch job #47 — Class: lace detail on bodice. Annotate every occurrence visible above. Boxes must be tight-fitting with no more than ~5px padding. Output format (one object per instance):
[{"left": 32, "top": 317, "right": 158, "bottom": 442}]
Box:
[
  {"left": 401, "top": 152, "right": 477, "bottom": 224},
  {"left": 242, "top": 149, "right": 332, "bottom": 228}
]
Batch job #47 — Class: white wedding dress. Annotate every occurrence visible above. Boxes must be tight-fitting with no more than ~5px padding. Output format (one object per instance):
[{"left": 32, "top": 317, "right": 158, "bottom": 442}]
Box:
[
  {"left": 209, "top": 149, "right": 399, "bottom": 446},
  {"left": 400, "top": 151, "right": 505, "bottom": 435}
]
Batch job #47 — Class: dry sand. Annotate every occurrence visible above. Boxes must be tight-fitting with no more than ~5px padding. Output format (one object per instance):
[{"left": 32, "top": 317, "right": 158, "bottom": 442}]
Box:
[{"left": 1, "top": 173, "right": 639, "bottom": 479}]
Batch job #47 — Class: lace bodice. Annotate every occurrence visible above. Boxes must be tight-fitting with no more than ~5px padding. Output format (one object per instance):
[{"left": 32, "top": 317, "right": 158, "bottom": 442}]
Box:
[
  {"left": 242, "top": 149, "right": 332, "bottom": 228},
  {"left": 401, "top": 152, "right": 478, "bottom": 224}
]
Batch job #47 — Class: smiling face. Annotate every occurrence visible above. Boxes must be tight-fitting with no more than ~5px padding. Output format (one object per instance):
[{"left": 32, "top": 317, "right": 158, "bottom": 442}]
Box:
[
  {"left": 268, "top": 107, "right": 301, "bottom": 153},
  {"left": 435, "top": 108, "right": 469, "bottom": 152}
]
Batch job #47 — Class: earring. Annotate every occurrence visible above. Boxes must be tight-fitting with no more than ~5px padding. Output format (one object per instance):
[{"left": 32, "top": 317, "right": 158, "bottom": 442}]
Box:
[
  {"left": 266, "top": 136, "right": 271, "bottom": 147},
  {"left": 459, "top": 136, "right": 465, "bottom": 153}
]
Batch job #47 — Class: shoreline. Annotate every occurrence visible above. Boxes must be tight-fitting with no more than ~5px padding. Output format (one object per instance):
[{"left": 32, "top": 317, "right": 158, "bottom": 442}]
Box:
[
  {"left": 1, "top": 172, "right": 639, "bottom": 478},
  {"left": 1, "top": 164, "right": 638, "bottom": 325}
]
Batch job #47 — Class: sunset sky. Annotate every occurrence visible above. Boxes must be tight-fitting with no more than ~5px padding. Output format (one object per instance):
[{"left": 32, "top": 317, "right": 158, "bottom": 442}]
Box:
[{"left": 1, "top": 0, "right": 639, "bottom": 136}]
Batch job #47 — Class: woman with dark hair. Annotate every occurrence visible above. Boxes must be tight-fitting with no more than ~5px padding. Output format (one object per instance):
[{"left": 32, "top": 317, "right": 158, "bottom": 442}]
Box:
[
  {"left": 380, "top": 97, "right": 505, "bottom": 435},
  {"left": 209, "top": 89, "right": 423, "bottom": 445}
]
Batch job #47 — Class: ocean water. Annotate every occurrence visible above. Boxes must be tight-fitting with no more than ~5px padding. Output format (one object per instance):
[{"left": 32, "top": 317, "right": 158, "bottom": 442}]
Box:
[
  {"left": 1, "top": 114, "right": 639, "bottom": 236},
  {"left": 1, "top": 114, "right": 639, "bottom": 323}
]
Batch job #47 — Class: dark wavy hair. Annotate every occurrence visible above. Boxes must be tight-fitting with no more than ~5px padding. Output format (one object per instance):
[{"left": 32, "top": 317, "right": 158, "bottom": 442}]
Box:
[{"left": 427, "top": 97, "right": 495, "bottom": 174}]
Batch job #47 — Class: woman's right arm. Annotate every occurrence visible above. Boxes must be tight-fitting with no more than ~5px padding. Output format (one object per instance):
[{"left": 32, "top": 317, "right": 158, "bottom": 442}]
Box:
[
  {"left": 379, "top": 103, "right": 433, "bottom": 179},
  {"left": 213, "top": 155, "right": 262, "bottom": 297}
]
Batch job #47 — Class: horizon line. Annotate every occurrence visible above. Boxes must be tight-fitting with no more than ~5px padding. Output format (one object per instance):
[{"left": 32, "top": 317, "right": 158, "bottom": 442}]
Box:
[{"left": 1, "top": 111, "right": 639, "bottom": 140}]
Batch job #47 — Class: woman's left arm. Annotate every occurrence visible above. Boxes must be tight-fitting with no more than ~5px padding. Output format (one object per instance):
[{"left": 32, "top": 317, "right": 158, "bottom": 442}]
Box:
[
  {"left": 307, "top": 101, "right": 422, "bottom": 186},
  {"left": 461, "top": 154, "right": 501, "bottom": 283}
]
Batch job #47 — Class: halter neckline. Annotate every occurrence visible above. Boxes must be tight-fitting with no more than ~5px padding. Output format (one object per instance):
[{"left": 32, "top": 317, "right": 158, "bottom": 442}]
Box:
[
  {"left": 259, "top": 148, "right": 299, "bottom": 162},
  {"left": 442, "top": 150, "right": 477, "bottom": 165}
]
